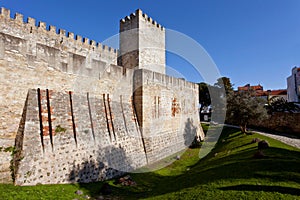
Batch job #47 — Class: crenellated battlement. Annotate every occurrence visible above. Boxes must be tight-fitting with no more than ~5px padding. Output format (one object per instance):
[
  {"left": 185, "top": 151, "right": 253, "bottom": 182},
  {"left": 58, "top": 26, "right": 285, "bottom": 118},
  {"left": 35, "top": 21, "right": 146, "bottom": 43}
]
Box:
[
  {"left": 0, "top": 7, "right": 203, "bottom": 185},
  {"left": 0, "top": 7, "right": 118, "bottom": 55},
  {"left": 119, "top": 9, "right": 166, "bottom": 74},
  {"left": 120, "top": 9, "right": 164, "bottom": 31},
  {"left": 0, "top": 7, "right": 10, "bottom": 18},
  {"left": 140, "top": 69, "right": 197, "bottom": 90},
  {"left": 120, "top": 10, "right": 136, "bottom": 23},
  {"left": 140, "top": 12, "right": 164, "bottom": 31}
]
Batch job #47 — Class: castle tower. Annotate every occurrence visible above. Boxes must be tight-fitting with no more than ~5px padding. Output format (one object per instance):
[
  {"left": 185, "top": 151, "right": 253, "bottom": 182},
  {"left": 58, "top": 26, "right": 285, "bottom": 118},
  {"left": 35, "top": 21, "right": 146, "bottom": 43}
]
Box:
[{"left": 119, "top": 9, "right": 166, "bottom": 74}]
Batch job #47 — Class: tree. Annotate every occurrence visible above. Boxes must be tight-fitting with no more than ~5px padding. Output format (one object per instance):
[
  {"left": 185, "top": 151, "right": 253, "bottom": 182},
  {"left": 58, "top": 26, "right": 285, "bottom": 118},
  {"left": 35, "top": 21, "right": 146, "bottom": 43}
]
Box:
[
  {"left": 226, "top": 91, "right": 268, "bottom": 134},
  {"left": 209, "top": 77, "right": 233, "bottom": 123},
  {"left": 198, "top": 82, "right": 211, "bottom": 112},
  {"left": 266, "top": 96, "right": 300, "bottom": 114},
  {"left": 214, "top": 77, "right": 234, "bottom": 95},
  {"left": 198, "top": 77, "right": 233, "bottom": 123}
]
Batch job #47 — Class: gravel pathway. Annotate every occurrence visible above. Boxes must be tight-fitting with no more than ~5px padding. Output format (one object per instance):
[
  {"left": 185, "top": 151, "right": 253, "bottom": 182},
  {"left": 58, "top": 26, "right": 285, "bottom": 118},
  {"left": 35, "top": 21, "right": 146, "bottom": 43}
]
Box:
[
  {"left": 223, "top": 124, "right": 300, "bottom": 149},
  {"left": 251, "top": 130, "right": 300, "bottom": 149}
]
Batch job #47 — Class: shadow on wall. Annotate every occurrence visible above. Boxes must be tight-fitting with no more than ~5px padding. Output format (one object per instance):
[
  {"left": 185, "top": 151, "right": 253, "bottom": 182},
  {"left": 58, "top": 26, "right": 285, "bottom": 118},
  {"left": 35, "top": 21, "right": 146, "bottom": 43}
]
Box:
[
  {"left": 183, "top": 118, "right": 198, "bottom": 147},
  {"left": 68, "top": 145, "right": 134, "bottom": 184},
  {"left": 67, "top": 119, "right": 199, "bottom": 191}
]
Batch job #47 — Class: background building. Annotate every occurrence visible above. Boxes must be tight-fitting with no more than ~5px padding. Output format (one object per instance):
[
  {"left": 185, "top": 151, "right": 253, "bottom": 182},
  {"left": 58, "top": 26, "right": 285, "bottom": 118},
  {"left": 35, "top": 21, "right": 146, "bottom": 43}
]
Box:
[
  {"left": 237, "top": 84, "right": 287, "bottom": 101},
  {"left": 238, "top": 84, "right": 263, "bottom": 92},
  {"left": 287, "top": 67, "right": 300, "bottom": 102}
]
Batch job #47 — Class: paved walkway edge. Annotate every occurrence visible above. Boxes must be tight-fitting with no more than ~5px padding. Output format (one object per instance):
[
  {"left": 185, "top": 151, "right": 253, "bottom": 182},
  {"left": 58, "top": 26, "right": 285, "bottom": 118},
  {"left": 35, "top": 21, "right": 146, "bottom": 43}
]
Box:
[{"left": 220, "top": 124, "right": 300, "bottom": 149}]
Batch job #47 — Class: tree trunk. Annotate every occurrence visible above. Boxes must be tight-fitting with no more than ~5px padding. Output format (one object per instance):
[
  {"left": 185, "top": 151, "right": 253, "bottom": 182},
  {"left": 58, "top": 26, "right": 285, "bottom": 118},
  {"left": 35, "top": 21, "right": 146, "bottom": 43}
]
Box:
[{"left": 240, "top": 124, "right": 248, "bottom": 134}]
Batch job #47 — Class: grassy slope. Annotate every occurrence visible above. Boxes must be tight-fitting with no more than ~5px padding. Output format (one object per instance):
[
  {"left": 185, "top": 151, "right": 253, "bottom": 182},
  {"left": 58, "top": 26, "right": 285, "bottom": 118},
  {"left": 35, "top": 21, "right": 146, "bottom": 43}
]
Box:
[{"left": 1, "top": 124, "right": 299, "bottom": 199}]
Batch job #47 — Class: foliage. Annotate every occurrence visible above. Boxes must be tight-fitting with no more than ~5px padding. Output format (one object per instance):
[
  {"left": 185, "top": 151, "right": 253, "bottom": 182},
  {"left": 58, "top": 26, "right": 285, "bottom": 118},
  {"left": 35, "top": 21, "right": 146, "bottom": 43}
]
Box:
[
  {"left": 55, "top": 125, "right": 67, "bottom": 133},
  {"left": 1, "top": 125, "right": 299, "bottom": 199},
  {"left": 209, "top": 84, "right": 226, "bottom": 113},
  {"left": 189, "top": 136, "right": 202, "bottom": 148},
  {"left": 226, "top": 91, "right": 268, "bottom": 133},
  {"left": 214, "top": 76, "right": 234, "bottom": 95},
  {"left": 266, "top": 96, "right": 300, "bottom": 113},
  {"left": 198, "top": 82, "right": 211, "bottom": 111},
  {"left": 4, "top": 146, "right": 16, "bottom": 153},
  {"left": 198, "top": 77, "right": 234, "bottom": 110},
  {"left": 198, "top": 77, "right": 233, "bottom": 123},
  {"left": 2, "top": 146, "right": 18, "bottom": 183}
]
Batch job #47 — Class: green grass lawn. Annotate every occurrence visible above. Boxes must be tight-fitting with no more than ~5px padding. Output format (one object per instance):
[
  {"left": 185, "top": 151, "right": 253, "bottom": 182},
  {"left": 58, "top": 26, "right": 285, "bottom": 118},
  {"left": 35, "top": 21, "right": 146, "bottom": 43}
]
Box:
[{"left": 1, "top": 124, "right": 299, "bottom": 199}]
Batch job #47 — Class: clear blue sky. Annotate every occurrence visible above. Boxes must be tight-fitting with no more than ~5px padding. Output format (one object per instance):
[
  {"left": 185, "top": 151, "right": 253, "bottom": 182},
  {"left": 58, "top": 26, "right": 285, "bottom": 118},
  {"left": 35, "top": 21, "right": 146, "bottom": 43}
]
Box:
[{"left": 1, "top": 0, "right": 299, "bottom": 90}]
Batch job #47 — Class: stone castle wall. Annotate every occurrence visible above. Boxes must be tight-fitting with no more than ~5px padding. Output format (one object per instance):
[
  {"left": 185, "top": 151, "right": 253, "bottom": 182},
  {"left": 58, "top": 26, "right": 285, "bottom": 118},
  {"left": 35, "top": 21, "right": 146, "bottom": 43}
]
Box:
[
  {"left": 0, "top": 7, "right": 204, "bottom": 185},
  {"left": 14, "top": 89, "right": 146, "bottom": 185},
  {"left": 249, "top": 112, "right": 300, "bottom": 135},
  {"left": 0, "top": 6, "right": 119, "bottom": 138},
  {"left": 0, "top": 8, "right": 120, "bottom": 183},
  {"left": 133, "top": 69, "right": 202, "bottom": 163},
  {"left": 120, "top": 9, "right": 166, "bottom": 74}
]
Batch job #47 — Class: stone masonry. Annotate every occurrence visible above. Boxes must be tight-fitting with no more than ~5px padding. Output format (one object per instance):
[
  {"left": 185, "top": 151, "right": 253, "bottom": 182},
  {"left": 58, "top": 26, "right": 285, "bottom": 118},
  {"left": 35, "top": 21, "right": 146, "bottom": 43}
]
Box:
[{"left": 0, "top": 8, "right": 204, "bottom": 185}]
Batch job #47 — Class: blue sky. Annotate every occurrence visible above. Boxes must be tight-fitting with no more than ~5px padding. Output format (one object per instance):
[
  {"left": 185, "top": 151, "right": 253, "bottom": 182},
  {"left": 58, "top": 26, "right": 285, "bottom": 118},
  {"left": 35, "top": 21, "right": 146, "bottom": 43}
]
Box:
[{"left": 1, "top": 0, "right": 299, "bottom": 90}]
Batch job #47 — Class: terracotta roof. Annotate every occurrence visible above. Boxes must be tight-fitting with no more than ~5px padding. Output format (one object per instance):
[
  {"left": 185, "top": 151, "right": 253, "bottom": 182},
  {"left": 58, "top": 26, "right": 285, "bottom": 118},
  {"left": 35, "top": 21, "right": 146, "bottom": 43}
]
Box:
[
  {"left": 251, "top": 85, "right": 263, "bottom": 90},
  {"left": 247, "top": 89, "right": 287, "bottom": 97},
  {"left": 236, "top": 84, "right": 287, "bottom": 97},
  {"left": 238, "top": 84, "right": 263, "bottom": 91},
  {"left": 270, "top": 89, "right": 287, "bottom": 95}
]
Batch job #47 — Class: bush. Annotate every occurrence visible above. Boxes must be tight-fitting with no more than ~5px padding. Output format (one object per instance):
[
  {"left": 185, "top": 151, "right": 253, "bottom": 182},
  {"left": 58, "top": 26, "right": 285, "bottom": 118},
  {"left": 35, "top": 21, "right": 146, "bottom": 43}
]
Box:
[
  {"left": 189, "top": 136, "right": 202, "bottom": 148},
  {"left": 258, "top": 140, "right": 269, "bottom": 150}
]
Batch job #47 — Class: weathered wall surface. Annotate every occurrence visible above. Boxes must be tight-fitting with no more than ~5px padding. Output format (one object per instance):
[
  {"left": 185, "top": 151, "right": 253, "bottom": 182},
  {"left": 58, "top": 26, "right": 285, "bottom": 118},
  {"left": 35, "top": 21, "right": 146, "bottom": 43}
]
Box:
[
  {"left": 134, "top": 69, "right": 204, "bottom": 163},
  {"left": 138, "top": 10, "right": 165, "bottom": 75},
  {"left": 0, "top": 7, "right": 203, "bottom": 185},
  {"left": 14, "top": 89, "right": 146, "bottom": 185},
  {"left": 120, "top": 9, "right": 165, "bottom": 74},
  {"left": 0, "top": 7, "right": 119, "bottom": 139},
  {"left": 249, "top": 112, "right": 300, "bottom": 135},
  {"left": 0, "top": 7, "right": 120, "bottom": 183},
  {"left": 0, "top": 50, "right": 137, "bottom": 183}
]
